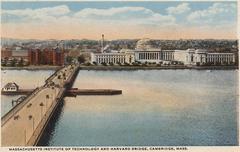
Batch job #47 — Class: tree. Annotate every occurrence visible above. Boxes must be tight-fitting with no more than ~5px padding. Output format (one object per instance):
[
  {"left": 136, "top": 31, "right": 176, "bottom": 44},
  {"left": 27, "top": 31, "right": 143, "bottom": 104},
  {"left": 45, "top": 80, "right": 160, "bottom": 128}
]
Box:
[
  {"left": 66, "top": 56, "right": 73, "bottom": 64},
  {"left": 84, "top": 62, "right": 92, "bottom": 66},
  {"left": 78, "top": 55, "right": 86, "bottom": 64},
  {"left": 11, "top": 59, "right": 17, "bottom": 67},
  {"left": 109, "top": 62, "right": 114, "bottom": 66},
  {"left": 101, "top": 62, "right": 107, "bottom": 66},
  {"left": 1, "top": 61, "right": 6, "bottom": 66},
  {"left": 16, "top": 58, "right": 24, "bottom": 67}
]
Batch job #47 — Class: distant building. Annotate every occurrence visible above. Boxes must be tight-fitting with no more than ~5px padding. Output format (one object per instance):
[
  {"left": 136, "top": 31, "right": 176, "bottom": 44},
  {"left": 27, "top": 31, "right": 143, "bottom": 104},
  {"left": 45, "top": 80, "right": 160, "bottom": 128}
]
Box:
[
  {"left": 91, "top": 52, "right": 134, "bottom": 64},
  {"left": 135, "top": 38, "right": 154, "bottom": 50},
  {"left": 2, "top": 82, "right": 19, "bottom": 92},
  {"left": 53, "top": 50, "right": 64, "bottom": 66},
  {"left": 28, "top": 48, "right": 64, "bottom": 66},
  {"left": 28, "top": 49, "right": 41, "bottom": 65},
  {"left": 12, "top": 49, "right": 29, "bottom": 60},
  {"left": 91, "top": 38, "right": 236, "bottom": 66},
  {"left": 134, "top": 49, "right": 174, "bottom": 63},
  {"left": 91, "top": 35, "right": 135, "bottom": 64},
  {"left": 1, "top": 50, "right": 12, "bottom": 59},
  {"left": 206, "top": 53, "right": 235, "bottom": 64},
  {"left": 174, "top": 49, "right": 235, "bottom": 65}
]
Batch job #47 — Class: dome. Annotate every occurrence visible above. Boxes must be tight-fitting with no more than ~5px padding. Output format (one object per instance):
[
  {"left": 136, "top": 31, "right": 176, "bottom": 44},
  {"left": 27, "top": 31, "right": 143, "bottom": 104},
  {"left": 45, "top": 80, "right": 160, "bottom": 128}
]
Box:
[
  {"left": 195, "top": 49, "right": 207, "bottom": 53},
  {"left": 136, "top": 38, "right": 154, "bottom": 50}
]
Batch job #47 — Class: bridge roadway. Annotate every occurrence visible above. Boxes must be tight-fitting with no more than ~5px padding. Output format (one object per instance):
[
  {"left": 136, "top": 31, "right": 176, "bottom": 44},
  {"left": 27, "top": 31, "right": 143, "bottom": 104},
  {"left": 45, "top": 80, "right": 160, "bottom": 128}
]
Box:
[{"left": 1, "top": 64, "right": 79, "bottom": 146}]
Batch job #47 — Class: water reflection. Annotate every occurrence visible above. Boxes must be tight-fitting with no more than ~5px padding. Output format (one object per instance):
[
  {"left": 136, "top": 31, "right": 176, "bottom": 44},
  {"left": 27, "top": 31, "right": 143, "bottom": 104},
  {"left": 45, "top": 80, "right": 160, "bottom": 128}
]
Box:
[
  {"left": 37, "top": 99, "right": 65, "bottom": 146},
  {"left": 47, "top": 70, "right": 238, "bottom": 146},
  {"left": 1, "top": 70, "right": 238, "bottom": 146}
]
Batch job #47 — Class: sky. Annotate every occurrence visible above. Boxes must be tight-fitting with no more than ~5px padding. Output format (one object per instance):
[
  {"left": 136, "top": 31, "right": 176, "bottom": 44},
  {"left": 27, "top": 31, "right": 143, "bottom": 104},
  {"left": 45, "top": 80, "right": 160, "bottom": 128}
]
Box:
[{"left": 1, "top": 1, "right": 238, "bottom": 40}]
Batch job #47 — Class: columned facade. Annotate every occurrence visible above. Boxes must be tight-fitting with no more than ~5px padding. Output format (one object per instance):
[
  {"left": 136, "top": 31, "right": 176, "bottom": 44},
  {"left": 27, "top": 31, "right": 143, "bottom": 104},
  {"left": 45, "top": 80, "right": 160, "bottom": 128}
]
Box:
[
  {"left": 91, "top": 53, "right": 134, "bottom": 64},
  {"left": 174, "top": 49, "right": 236, "bottom": 65},
  {"left": 134, "top": 49, "right": 174, "bottom": 63},
  {"left": 206, "top": 53, "right": 235, "bottom": 64},
  {"left": 91, "top": 49, "right": 236, "bottom": 65}
]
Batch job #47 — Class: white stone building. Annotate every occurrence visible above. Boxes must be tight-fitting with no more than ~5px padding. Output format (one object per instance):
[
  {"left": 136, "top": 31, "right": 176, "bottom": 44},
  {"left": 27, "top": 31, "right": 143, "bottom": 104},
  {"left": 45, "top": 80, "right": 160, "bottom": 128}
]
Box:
[
  {"left": 134, "top": 49, "right": 174, "bottom": 63},
  {"left": 206, "top": 52, "right": 235, "bottom": 64},
  {"left": 173, "top": 49, "right": 235, "bottom": 65},
  {"left": 134, "top": 39, "right": 174, "bottom": 63},
  {"left": 91, "top": 52, "right": 134, "bottom": 64},
  {"left": 91, "top": 38, "right": 236, "bottom": 66}
]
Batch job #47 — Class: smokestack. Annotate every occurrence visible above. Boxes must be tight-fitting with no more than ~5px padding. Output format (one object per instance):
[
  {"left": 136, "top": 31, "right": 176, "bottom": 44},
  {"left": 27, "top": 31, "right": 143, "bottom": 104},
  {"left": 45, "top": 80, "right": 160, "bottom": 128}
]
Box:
[{"left": 101, "top": 34, "right": 104, "bottom": 53}]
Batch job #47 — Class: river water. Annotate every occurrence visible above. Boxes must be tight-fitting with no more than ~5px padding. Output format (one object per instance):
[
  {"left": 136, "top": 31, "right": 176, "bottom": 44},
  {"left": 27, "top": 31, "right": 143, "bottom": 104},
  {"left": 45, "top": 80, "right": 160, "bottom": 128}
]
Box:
[{"left": 1, "top": 69, "right": 238, "bottom": 146}]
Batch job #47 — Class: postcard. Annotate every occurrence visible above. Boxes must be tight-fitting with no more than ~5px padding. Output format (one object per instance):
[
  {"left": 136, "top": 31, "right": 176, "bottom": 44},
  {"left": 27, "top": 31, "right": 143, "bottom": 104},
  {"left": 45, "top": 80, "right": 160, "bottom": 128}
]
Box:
[{"left": 1, "top": 0, "right": 239, "bottom": 151}]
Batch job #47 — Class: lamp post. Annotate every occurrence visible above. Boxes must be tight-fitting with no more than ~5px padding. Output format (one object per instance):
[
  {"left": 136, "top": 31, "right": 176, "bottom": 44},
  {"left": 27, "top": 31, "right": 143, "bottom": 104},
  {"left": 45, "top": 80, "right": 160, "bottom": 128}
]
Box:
[
  {"left": 24, "top": 129, "right": 26, "bottom": 146},
  {"left": 39, "top": 102, "right": 44, "bottom": 119},
  {"left": 51, "top": 86, "right": 55, "bottom": 103},
  {"left": 13, "top": 115, "right": 26, "bottom": 145},
  {"left": 46, "top": 94, "right": 49, "bottom": 108},
  {"left": 28, "top": 115, "right": 34, "bottom": 133}
]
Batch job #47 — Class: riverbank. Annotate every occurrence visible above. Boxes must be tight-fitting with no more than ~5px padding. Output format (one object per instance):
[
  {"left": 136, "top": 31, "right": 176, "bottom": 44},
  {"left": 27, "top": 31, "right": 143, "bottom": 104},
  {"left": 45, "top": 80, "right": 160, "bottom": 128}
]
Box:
[
  {"left": 1, "top": 65, "right": 238, "bottom": 71},
  {"left": 79, "top": 65, "right": 238, "bottom": 70},
  {"left": 1, "top": 66, "right": 62, "bottom": 70}
]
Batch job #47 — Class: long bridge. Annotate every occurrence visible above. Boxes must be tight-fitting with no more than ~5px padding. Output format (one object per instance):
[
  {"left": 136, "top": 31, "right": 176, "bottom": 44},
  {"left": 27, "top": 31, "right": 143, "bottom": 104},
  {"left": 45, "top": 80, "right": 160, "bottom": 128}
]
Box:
[
  {"left": 1, "top": 64, "right": 79, "bottom": 146},
  {"left": 1, "top": 64, "right": 121, "bottom": 146}
]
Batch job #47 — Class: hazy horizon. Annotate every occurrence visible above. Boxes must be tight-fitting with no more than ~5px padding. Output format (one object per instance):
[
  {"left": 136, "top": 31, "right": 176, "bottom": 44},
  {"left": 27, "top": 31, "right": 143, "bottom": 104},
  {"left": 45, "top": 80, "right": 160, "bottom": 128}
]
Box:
[
  {"left": 1, "top": 36, "right": 238, "bottom": 41},
  {"left": 1, "top": 1, "right": 237, "bottom": 40}
]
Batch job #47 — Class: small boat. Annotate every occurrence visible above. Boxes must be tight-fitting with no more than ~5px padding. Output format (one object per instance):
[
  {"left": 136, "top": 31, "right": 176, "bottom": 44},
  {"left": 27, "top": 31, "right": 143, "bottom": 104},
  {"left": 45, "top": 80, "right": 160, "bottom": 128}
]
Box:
[{"left": 206, "top": 70, "right": 211, "bottom": 72}]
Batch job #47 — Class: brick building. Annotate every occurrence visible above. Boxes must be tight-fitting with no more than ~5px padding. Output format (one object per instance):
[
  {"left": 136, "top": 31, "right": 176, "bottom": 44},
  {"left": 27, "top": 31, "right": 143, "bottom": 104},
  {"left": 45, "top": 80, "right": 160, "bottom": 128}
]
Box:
[
  {"left": 1, "top": 50, "right": 12, "bottom": 59},
  {"left": 28, "top": 48, "right": 64, "bottom": 66},
  {"left": 28, "top": 49, "right": 41, "bottom": 65}
]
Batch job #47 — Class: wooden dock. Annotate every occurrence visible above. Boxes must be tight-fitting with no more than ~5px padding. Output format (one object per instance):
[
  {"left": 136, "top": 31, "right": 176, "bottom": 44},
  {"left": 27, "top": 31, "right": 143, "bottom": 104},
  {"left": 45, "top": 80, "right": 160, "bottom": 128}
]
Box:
[
  {"left": 2, "top": 89, "right": 122, "bottom": 96},
  {"left": 67, "top": 89, "right": 122, "bottom": 96},
  {"left": 1, "top": 89, "right": 34, "bottom": 95}
]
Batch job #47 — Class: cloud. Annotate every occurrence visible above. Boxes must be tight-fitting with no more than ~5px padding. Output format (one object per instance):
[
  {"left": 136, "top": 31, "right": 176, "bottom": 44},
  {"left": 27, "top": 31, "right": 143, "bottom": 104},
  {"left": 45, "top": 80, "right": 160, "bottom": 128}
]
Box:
[
  {"left": 1, "top": 3, "right": 237, "bottom": 40},
  {"left": 2, "top": 5, "right": 176, "bottom": 26},
  {"left": 187, "top": 3, "right": 237, "bottom": 24},
  {"left": 2, "top": 5, "right": 70, "bottom": 21},
  {"left": 74, "top": 7, "right": 176, "bottom": 26},
  {"left": 166, "top": 3, "right": 191, "bottom": 15},
  {"left": 74, "top": 7, "right": 152, "bottom": 18}
]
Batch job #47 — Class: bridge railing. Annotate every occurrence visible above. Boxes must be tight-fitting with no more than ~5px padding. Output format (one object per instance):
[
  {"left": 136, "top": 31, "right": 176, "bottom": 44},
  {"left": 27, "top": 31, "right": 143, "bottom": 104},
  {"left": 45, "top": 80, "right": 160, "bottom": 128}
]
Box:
[
  {"left": 26, "top": 88, "right": 66, "bottom": 146},
  {"left": 1, "top": 86, "right": 43, "bottom": 126},
  {"left": 44, "top": 67, "right": 63, "bottom": 86},
  {"left": 1, "top": 64, "right": 79, "bottom": 127}
]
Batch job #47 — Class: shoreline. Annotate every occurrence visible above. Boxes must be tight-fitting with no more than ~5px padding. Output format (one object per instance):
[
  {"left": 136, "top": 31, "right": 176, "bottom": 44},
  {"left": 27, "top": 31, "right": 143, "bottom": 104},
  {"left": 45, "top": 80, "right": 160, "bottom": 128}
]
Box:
[
  {"left": 1, "top": 66, "right": 62, "bottom": 71},
  {"left": 79, "top": 65, "right": 238, "bottom": 70},
  {"left": 1, "top": 65, "right": 238, "bottom": 71}
]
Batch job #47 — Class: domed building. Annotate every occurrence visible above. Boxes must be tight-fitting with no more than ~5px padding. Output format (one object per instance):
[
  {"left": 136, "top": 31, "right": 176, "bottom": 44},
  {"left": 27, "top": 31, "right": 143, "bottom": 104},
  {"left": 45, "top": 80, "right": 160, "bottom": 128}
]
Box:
[
  {"left": 90, "top": 36, "right": 236, "bottom": 66},
  {"left": 134, "top": 38, "right": 174, "bottom": 63},
  {"left": 135, "top": 38, "right": 154, "bottom": 50}
]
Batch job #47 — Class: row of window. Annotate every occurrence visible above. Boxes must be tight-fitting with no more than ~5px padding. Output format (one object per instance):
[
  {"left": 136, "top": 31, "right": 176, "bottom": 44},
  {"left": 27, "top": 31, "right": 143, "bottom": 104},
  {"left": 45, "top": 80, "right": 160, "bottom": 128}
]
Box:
[
  {"left": 4, "top": 87, "right": 17, "bottom": 90},
  {"left": 96, "top": 57, "right": 126, "bottom": 64},
  {"left": 187, "top": 55, "right": 234, "bottom": 63},
  {"left": 138, "top": 52, "right": 174, "bottom": 60}
]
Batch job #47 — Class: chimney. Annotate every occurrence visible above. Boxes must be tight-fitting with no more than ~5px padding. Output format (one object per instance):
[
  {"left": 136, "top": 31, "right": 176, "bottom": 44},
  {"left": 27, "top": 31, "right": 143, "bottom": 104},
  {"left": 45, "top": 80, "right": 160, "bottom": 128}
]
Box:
[{"left": 101, "top": 34, "right": 104, "bottom": 53}]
